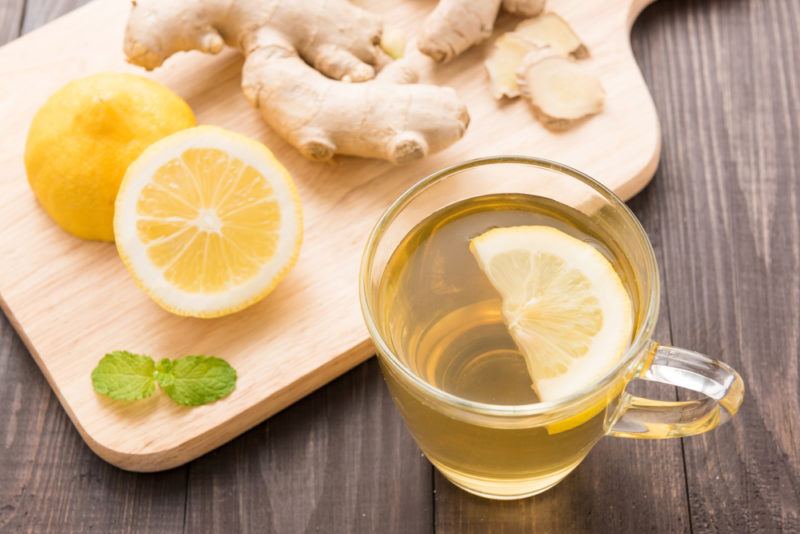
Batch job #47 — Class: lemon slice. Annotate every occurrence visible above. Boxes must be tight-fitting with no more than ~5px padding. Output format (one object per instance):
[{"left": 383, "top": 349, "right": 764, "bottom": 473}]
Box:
[
  {"left": 470, "top": 226, "right": 633, "bottom": 402},
  {"left": 114, "top": 126, "right": 303, "bottom": 318}
]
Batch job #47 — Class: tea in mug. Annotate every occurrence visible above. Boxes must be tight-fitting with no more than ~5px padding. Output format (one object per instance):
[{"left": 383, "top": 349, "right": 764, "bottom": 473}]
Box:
[{"left": 376, "top": 193, "right": 639, "bottom": 497}]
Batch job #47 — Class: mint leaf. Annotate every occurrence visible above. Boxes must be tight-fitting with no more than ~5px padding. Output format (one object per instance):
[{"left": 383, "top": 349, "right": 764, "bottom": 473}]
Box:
[
  {"left": 91, "top": 351, "right": 237, "bottom": 407},
  {"left": 91, "top": 351, "right": 156, "bottom": 401},
  {"left": 155, "top": 355, "right": 236, "bottom": 406}
]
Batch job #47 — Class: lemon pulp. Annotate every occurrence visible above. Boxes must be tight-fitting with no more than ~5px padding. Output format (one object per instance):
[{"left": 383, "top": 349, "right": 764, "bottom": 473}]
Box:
[
  {"left": 470, "top": 225, "right": 633, "bottom": 402},
  {"left": 115, "top": 126, "right": 302, "bottom": 318}
]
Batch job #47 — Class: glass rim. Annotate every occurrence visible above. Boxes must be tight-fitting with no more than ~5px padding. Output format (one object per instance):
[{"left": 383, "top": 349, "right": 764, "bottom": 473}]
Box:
[{"left": 358, "top": 155, "right": 660, "bottom": 417}]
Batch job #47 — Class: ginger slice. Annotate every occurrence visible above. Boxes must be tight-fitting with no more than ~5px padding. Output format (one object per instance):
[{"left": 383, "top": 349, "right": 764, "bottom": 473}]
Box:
[
  {"left": 516, "top": 48, "right": 604, "bottom": 131},
  {"left": 483, "top": 11, "right": 590, "bottom": 100},
  {"left": 485, "top": 33, "right": 538, "bottom": 99},
  {"left": 515, "top": 12, "right": 589, "bottom": 60}
]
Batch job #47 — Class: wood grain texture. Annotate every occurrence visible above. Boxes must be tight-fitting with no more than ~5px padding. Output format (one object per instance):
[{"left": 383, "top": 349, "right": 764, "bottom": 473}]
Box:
[
  {"left": 184, "top": 359, "right": 433, "bottom": 534},
  {"left": 3, "top": 0, "right": 800, "bottom": 532},
  {"left": 0, "top": 0, "right": 661, "bottom": 471},
  {"left": 635, "top": 0, "right": 800, "bottom": 531},
  {"left": 0, "top": 0, "right": 24, "bottom": 46},
  {"left": 1, "top": 5, "right": 188, "bottom": 534}
]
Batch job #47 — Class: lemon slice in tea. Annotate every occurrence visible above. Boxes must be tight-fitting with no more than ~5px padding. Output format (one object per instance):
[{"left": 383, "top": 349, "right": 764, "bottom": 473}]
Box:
[
  {"left": 470, "top": 226, "right": 633, "bottom": 401},
  {"left": 114, "top": 126, "right": 303, "bottom": 318}
]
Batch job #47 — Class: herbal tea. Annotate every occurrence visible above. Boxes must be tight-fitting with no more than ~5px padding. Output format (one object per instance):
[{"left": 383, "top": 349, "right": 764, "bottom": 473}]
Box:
[
  {"left": 365, "top": 159, "right": 743, "bottom": 500},
  {"left": 375, "top": 193, "right": 640, "bottom": 497}
]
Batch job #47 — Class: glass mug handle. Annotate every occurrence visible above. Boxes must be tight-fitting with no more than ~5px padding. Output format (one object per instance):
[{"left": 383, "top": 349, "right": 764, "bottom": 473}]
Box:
[{"left": 609, "top": 344, "right": 745, "bottom": 439}]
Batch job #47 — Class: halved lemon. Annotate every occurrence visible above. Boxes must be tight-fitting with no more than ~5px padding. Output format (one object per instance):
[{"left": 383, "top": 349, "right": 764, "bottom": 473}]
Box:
[
  {"left": 470, "top": 226, "right": 633, "bottom": 402},
  {"left": 114, "top": 126, "right": 303, "bottom": 318}
]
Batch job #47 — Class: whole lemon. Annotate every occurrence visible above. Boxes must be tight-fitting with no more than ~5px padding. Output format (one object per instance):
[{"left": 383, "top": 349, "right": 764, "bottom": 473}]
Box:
[{"left": 25, "top": 73, "right": 195, "bottom": 241}]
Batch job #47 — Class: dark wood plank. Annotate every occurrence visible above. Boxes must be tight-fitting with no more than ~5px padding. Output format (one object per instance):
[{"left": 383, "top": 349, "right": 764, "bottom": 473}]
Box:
[
  {"left": 0, "top": 2, "right": 188, "bottom": 533},
  {"left": 4, "top": 0, "right": 800, "bottom": 532},
  {"left": 5, "top": 2, "right": 431, "bottom": 532},
  {"left": 185, "top": 358, "right": 434, "bottom": 534},
  {"left": 0, "top": 0, "right": 25, "bottom": 46},
  {"left": 635, "top": 0, "right": 800, "bottom": 532},
  {"left": 434, "top": 0, "right": 800, "bottom": 530},
  {"left": 0, "top": 318, "right": 189, "bottom": 532},
  {"left": 433, "top": 187, "right": 692, "bottom": 533}
]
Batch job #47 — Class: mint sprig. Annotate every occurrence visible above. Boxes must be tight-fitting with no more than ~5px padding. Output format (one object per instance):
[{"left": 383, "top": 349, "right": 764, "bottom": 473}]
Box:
[{"left": 92, "top": 352, "right": 236, "bottom": 406}]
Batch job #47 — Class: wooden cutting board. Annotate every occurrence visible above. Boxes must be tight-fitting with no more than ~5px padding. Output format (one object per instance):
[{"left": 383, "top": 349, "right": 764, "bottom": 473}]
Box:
[{"left": 0, "top": 0, "right": 660, "bottom": 471}]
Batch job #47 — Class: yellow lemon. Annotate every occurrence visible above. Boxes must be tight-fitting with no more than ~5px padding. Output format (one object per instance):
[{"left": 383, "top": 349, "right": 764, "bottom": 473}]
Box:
[
  {"left": 25, "top": 72, "right": 195, "bottom": 241},
  {"left": 114, "top": 126, "right": 303, "bottom": 318},
  {"left": 470, "top": 226, "right": 633, "bottom": 402}
]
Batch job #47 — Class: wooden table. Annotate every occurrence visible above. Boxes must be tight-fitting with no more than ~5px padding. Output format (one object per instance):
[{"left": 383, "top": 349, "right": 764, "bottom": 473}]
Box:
[{"left": 1, "top": 1, "right": 798, "bottom": 532}]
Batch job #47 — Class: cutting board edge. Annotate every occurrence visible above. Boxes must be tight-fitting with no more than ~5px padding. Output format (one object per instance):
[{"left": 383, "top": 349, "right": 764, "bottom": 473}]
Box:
[
  {"left": 0, "top": 0, "right": 665, "bottom": 472},
  {"left": 618, "top": 115, "right": 662, "bottom": 202},
  {"left": 62, "top": 336, "right": 375, "bottom": 472},
  {"left": 0, "top": 0, "right": 106, "bottom": 56}
]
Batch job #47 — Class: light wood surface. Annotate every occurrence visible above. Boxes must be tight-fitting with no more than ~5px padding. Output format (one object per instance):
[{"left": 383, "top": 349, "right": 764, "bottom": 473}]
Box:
[
  {"left": 3, "top": 1, "right": 799, "bottom": 532},
  {"left": 0, "top": 0, "right": 660, "bottom": 471}
]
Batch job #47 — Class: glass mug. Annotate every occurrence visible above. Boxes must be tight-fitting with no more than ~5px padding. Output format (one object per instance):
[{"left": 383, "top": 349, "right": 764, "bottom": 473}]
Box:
[{"left": 359, "top": 156, "right": 745, "bottom": 500}]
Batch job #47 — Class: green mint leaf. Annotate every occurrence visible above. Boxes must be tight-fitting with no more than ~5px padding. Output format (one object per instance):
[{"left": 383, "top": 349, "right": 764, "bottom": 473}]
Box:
[
  {"left": 155, "top": 358, "right": 175, "bottom": 386},
  {"left": 155, "top": 355, "right": 236, "bottom": 406},
  {"left": 91, "top": 351, "right": 156, "bottom": 401}
]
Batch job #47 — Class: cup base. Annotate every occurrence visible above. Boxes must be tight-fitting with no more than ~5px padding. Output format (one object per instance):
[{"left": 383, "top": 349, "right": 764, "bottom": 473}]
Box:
[{"left": 432, "top": 458, "right": 583, "bottom": 500}]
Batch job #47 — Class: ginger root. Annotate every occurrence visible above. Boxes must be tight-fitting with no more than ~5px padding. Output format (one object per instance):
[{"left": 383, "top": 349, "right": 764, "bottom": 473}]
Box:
[
  {"left": 516, "top": 48, "right": 604, "bottom": 131},
  {"left": 124, "top": 0, "right": 469, "bottom": 164},
  {"left": 418, "top": 0, "right": 546, "bottom": 62},
  {"left": 380, "top": 27, "right": 408, "bottom": 60}
]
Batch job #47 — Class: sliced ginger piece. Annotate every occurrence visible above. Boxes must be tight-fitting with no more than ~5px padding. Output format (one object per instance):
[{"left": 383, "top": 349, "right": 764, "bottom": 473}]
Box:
[
  {"left": 485, "top": 33, "right": 538, "bottom": 99},
  {"left": 515, "top": 12, "right": 589, "bottom": 60},
  {"left": 517, "top": 48, "right": 604, "bottom": 131},
  {"left": 484, "top": 11, "right": 590, "bottom": 100}
]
